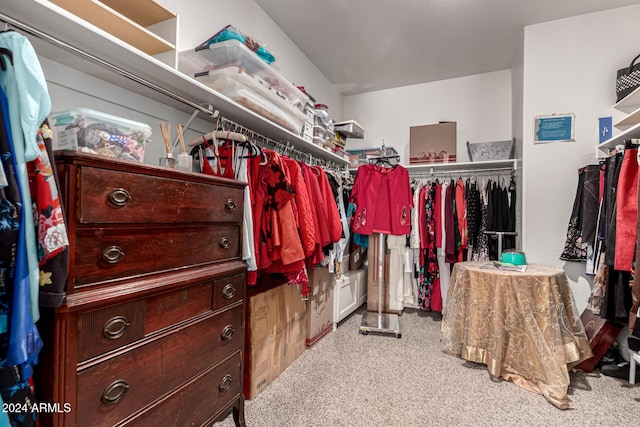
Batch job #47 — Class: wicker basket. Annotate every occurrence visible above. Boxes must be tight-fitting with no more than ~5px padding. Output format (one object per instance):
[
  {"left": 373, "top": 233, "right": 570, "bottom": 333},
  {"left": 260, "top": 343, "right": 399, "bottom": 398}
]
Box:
[{"left": 467, "top": 139, "right": 513, "bottom": 162}]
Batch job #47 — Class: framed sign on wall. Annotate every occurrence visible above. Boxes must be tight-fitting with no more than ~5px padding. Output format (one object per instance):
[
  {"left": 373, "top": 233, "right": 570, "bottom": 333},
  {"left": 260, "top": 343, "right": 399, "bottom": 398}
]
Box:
[{"left": 533, "top": 113, "right": 575, "bottom": 143}]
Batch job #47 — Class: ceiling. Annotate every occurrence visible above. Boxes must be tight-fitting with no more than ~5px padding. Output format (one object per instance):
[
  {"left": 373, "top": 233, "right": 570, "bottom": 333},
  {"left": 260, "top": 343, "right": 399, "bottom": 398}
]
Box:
[{"left": 255, "top": 0, "right": 640, "bottom": 96}]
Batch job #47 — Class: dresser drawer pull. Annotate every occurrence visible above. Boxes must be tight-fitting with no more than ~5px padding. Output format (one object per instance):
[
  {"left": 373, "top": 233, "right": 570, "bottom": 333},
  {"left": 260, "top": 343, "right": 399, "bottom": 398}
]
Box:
[
  {"left": 225, "top": 199, "right": 237, "bottom": 212},
  {"left": 219, "top": 237, "right": 232, "bottom": 249},
  {"left": 218, "top": 375, "right": 233, "bottom": 392},
  {"left": 102, "top": 246, "right": 125, "bottom": 264},
  {"left": 108, "top": 188, "right": 131, "bottom": 207},
  {"left": 103, "top": 316, "right": 130, "bottom": 340},
  {"left": 222, "top": 284, "right": 236, "bottom": 300},
  {"left": 221, "top": 325, "right": 235, "bottom": 341},
  {"left": 101, "top": 380, "right": 129, "bottom": 405}
]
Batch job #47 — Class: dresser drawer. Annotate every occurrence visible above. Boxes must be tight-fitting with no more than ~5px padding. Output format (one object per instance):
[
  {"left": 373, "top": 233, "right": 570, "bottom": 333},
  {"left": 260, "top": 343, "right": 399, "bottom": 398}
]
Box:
[
  {"left": 76, "top": 166, "right": 244, "bottom": 224},
  {"left": 145, "top": 282, "right": 213, "bottom": 334},
  {"left": 213, "top": 273, "right": 245, "bottom": 311},
  {"left": 120, "top": 353, "right": 241, "bottom": 426},
  {"left": 72, "top": 225, "right": 240, "bottom": 286},
  {"left": 78, "top": 300, "right": 146, "bottom": 363},
  {"left": 76, "top": 307, "right": 243, "bottom": 427}
]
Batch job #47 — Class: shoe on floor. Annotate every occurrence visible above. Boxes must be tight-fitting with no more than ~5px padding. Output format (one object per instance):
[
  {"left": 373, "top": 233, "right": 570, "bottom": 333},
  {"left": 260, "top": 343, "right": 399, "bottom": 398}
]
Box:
[{"left": 600, "top": 362, "right": 640, "bottom": 382}]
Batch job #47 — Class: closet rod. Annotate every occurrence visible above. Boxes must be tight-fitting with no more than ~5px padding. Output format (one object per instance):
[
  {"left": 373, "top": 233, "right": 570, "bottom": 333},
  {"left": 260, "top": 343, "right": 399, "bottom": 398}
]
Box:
[
  {"left": 0, "top": 12, "right": 215, "bottom": 117},
  {"left": 218, "top": 116, "right": 343, "bottom": 170},
  {"left": 408, "top": 166, "right": 514, "bottom": 177}
]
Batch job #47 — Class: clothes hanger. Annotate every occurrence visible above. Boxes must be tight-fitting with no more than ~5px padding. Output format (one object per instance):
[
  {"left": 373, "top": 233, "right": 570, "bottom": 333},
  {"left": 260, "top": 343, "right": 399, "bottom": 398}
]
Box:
[
  {"left": 371, "top": 154, "right": 400, "bottom": 167},
  {"left": 0, "top": 47, "right": 12, "bottom": 71},
  {"left": 0, "top": 22, "right": 13, "bottom": 34},
  {"left": 187, "top": 129, "right": 247, "bottom": 148}
]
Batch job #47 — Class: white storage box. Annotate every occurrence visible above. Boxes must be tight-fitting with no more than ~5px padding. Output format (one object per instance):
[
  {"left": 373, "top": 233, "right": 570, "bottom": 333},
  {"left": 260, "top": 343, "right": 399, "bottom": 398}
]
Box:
[
  {"left": 48, "top": 108, "right": 150, "bottom": 162},
  {"left": 467, "top": 139, "right": 513, "bottom": 162},
  {"left": 195, "top": 68, "right": 306, "bottom": 135},
  {"left": 178, "top": 39, "right": 310, "bottom": 113},
  {"left": 335, "top": 120, "right": 364, "bottom": 139}
]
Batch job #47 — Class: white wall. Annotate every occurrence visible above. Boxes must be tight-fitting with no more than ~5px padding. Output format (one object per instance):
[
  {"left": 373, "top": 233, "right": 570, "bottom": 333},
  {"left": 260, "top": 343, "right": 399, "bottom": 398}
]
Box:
[
  {"left": 155, "top": 0, "right": 342, "bottom": 118},
  {"left": 342, "top": 70, "right": 512, "bottom": 163},
  {"left": 511, "top": 30, "right": 525, "bottom": 251},
  {"left": 522, "top": 4, "right": 640, "bottom": 310}
]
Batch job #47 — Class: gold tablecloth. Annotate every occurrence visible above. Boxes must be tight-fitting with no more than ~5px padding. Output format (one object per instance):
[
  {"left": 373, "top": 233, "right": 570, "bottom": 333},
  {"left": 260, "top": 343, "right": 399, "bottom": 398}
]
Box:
[{"left": 441, "top": 261, "right": 593, "bottom": 409}]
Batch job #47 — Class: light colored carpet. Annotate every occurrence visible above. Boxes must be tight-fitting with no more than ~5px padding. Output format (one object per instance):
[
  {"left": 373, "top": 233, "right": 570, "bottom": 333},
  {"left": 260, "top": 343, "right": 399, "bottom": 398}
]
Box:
[{"left": 216, "top": 308, "right": 639, "bottom": 427}]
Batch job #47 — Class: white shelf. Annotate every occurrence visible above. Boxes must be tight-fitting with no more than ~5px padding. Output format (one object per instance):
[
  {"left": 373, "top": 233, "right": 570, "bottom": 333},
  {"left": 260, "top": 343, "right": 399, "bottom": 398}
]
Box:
[
  {"left": 49, "top": 0, "right": 176, "bottom": 56},
  {"left": 1, "top": 0, "right": 348, "bottom": 166},
  {"left": 597, "top": 121, "right": 640, "bottom": 152},
  {"left": 614, "top": 106, "right": 640, "bottom": 130},
  {"left": 600, "top": 85, "right": 640, "bottom": 152},
  {"left": 613, "top": 85, "right": 640, "bottom": 114}
]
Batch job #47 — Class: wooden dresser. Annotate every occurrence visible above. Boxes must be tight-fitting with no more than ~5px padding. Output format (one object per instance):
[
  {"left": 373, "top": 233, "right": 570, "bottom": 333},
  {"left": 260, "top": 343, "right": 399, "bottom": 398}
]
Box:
[{"left": 36, "top": 151, "right": 247, "bottom": 426}]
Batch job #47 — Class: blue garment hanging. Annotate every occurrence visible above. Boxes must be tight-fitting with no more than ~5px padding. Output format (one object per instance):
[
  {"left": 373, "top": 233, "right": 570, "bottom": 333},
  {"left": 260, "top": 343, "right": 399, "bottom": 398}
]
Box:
[
  {"left": 0, "top": 86, "right": 42, "bottom": 381},
  {"left": 0, "top": 31, "right": 52, "bottom": 324}
]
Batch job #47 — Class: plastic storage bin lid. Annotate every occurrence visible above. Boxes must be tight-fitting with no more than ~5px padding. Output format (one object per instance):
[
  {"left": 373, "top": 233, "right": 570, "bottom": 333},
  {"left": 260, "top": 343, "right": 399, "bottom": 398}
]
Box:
[
  {"left": 49, "top": 107, "right": 152, "bottom": 133},
  {"left": 179, "top": 39, "right": 310, "bottom": 112}
]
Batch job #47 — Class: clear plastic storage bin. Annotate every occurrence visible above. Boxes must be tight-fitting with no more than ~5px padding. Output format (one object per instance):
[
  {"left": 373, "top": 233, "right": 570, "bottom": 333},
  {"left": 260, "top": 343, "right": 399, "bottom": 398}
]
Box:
[
  {"left": 335, "top": 120, "right": 365, "bottom": 139},
  {"left": 178, "top": 39, "right": 310, "bottom": 113},
  {"left": 194, "top": 68, "right": 306, "bottom": 135},
  {"left": 48, "top": 108, "right": 151, "bottom": 162}
]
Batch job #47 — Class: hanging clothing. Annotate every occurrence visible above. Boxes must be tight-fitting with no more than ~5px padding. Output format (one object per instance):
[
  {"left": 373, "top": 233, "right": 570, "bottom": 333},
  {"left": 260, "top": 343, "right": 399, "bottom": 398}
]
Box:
[
  {"left": 284, "top": 158, "right": 316, "bottom": 258},
  {"left": 580, "top": 164, "right": 601, "bottom": 245},
  {"left": 601, "top": 269, "right": 632, "bottom": 324},
  {"left": 604, "top": 153, "right": 624, "bottom": 267},
  {"left": 417, "top": 182, "right": 441, "bottom": 311},
  {"left": 472, "top": 183, "right": 490, "bottom": 261},
  {"left": 0, "top": 86, "right": 42, "bottom": 382},
  {"left": 466, "top": 179, "right": 481, "bottom": 252},
  {"left": 437, "top": 180, "right": 451, "bottom": 309},
  {"left": 613, "top": 147, "right": 638, "bottom": 272},
  {"left": 560, "top": 165, "right": 601, "bottom": 262},
  {"left": 350, "top": 164, "right": 412, "bottom": 236},
  {"left": 314, "top": 166, "right": 343, "bottom": 245},
  {"left": 0, "top": 31, "right": 53, "bottom": 323},
  {"left": 31, "top": 123, "right": 68, "bottom": 308},
  {"left": 444, "top": 181, "right": 456, "bottom": 263},
  {"left": 560, "top": 170, "right": 588, "bottom": 261},
  {"left": 455, "top": 178, "right": 467, "bottom": 262},
  {"left": 326, "top": 171, "right": 350, "bottom": 275},
  {"left": 387, "top": 235, "right": 408, "bottom": 312}
]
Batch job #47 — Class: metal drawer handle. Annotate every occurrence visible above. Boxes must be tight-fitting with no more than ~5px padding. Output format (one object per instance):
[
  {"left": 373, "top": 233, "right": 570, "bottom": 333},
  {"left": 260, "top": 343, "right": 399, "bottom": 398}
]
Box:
[
  {"left": 219, "top": 237, "right": 232, "bottom": 249},
  {"left": 222, "top": 284, "right": 236, "bottom": 300},
  {"left": 225, "top": 199, "right": 237, "bottom": 212},
  {"left": 103, "top": 316, "right": 130, "bottom": 340},
  {"left": 108, "top": 188, "right": 131, "bottom": 207},
  {"left": 221, "top": 325, "right": 235, "bottom": 341},
  {"left": 102, "top": 246, "right": 125, "bottom": 264},
  {"left": 101, "top": 380, "right": 129, "bottom": 405},
  {"left": 219, "top": 374, "right": 233, "bottom": 392}
]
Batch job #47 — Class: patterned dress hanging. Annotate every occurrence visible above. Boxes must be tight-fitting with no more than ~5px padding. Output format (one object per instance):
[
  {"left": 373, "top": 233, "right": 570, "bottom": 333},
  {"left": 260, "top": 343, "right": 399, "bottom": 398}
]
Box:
[{"left": 417, "top": 182, "right": 440, "bottom": 311}]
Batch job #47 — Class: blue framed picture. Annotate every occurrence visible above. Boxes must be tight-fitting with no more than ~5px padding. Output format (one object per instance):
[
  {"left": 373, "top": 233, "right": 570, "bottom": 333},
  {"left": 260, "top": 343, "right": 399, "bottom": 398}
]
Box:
[
  {"left": 598, "top": 116, "right": 612, "bottom": 144},
  {"left": 533, "top": 113, "right": 575, "bottom": 143}
]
